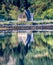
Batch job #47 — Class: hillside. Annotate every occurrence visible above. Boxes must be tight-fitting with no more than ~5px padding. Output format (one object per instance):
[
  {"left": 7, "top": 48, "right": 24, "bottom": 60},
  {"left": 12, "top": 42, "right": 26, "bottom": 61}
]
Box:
[{"left": 0, "top": 0, "right": 53, "bottom": 20}]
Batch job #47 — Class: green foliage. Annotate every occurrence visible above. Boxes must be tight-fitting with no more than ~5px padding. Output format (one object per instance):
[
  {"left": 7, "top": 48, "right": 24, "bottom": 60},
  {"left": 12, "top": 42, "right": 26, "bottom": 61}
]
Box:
[
  {"left": 9, "top": 10, "right": 18, "bottom": 20},
  {"left": 41, "top": 8, "right": 53, "bottom": 19},
  {"left": 0, "top": 0, "right": 53, "bottom": 20}
]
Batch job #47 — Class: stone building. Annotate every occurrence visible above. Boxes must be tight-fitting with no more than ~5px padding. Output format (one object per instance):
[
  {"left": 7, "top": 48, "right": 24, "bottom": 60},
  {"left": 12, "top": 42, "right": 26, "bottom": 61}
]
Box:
[{"left": 18, "top": 12, "right": 27, "bottom": 22}]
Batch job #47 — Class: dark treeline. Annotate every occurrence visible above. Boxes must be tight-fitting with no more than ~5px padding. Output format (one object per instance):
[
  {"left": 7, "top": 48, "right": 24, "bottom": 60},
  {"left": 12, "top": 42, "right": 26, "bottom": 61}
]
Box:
[{"left": 0, "top": 0, "right": 32, "bottom": 9}]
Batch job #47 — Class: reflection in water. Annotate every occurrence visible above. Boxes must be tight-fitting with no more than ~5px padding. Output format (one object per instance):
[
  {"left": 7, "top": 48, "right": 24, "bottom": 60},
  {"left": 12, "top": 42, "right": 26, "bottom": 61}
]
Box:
[{"left": 0, "top": 32, "right": 53, "bottom": 65}]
